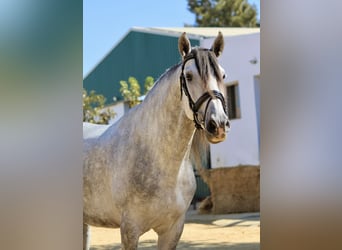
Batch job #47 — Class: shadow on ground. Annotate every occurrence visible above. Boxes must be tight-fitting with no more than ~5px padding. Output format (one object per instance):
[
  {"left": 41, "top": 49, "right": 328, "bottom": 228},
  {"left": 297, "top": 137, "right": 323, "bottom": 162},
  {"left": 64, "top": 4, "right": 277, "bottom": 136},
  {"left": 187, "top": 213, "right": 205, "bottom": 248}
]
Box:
[
  {"left": 91, "top": 241, "right": 259, "bottom": 250},
  {"left": 185, "top": 211, "right": 260, "bottom": 227}
]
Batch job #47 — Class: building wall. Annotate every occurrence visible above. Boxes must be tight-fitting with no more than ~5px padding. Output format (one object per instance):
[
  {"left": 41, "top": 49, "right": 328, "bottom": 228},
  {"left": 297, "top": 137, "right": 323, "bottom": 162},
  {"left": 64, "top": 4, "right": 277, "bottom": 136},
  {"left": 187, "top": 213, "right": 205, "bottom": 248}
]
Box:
[{"left": 201, "top": 33, "right": 260, "bottom": 168}]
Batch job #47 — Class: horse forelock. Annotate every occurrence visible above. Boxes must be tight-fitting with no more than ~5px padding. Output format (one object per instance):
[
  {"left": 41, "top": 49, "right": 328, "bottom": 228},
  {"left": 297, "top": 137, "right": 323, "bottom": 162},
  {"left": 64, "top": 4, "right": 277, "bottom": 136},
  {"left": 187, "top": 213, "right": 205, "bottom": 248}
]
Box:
[
  {"left": 188, "top": 48, "right": 223, "bottom": 87},
  {"left": 144, "top": 48, "right": 224, "bottom": 104},
  {"left": 147, "top": 48, "right": 223, "bottom": 96}
]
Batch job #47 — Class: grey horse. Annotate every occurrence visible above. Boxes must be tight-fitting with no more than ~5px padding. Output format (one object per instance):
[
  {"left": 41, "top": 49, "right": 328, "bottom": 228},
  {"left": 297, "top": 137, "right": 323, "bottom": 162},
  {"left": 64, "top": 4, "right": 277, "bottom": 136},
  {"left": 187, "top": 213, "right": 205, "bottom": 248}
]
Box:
[{"left": 83, "top": 32, "right": 230, "bottom": 250}]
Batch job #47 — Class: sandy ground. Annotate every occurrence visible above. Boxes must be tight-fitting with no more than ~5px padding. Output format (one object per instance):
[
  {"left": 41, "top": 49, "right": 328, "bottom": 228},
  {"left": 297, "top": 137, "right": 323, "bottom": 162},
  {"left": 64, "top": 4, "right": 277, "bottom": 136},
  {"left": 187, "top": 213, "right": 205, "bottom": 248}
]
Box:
[{"left": 89, "top": 209, "right": 260, "bottom": 250}]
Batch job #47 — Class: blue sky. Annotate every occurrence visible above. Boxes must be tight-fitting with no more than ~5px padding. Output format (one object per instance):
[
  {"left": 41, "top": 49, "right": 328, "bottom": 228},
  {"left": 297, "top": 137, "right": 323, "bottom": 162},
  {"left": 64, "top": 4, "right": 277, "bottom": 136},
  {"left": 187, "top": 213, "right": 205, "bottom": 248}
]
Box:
[{"left": 83, "top": 0, "right": 260, "bottom": 77}]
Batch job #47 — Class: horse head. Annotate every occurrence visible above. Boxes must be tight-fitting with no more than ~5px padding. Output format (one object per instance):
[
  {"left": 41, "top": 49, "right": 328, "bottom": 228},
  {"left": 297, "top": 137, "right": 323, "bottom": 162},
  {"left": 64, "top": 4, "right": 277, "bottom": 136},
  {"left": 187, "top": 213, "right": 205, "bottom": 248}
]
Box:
[{"left": 178, "top": 32, "right": 230, "bottom": 144}]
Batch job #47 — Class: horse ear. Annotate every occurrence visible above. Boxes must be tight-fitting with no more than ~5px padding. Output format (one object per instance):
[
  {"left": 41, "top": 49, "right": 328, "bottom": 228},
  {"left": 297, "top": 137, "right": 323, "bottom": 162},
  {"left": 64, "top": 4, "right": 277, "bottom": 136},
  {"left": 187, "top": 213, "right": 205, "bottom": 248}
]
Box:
[
  {"left": 211, "top": 31, "right": 224, "bottom": 57},
  {"left": 178, "top": 32, "right": 191, "bottom": 58}
]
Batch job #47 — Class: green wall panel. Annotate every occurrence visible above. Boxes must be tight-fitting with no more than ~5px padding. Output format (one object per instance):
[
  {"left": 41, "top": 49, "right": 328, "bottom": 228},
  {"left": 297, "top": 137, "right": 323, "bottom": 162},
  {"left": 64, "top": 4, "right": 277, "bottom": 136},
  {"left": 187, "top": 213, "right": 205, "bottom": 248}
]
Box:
[{"left": 83, "top": 31, "right": 199, "bottom": 104}]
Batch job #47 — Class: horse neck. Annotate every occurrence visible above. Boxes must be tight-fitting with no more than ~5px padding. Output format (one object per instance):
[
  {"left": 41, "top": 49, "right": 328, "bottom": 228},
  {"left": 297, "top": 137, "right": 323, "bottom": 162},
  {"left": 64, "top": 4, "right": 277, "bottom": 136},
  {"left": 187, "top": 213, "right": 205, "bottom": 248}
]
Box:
[{"left": 137, "top": 66, "right": 196, "bottom": 164}]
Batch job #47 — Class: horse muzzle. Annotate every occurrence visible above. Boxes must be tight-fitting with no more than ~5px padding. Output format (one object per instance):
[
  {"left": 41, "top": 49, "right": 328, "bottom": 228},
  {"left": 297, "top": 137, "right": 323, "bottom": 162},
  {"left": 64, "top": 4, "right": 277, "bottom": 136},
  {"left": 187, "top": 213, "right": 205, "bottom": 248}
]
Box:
[{"left": 204, "top": 118, "right": 230, "bottom": 144}]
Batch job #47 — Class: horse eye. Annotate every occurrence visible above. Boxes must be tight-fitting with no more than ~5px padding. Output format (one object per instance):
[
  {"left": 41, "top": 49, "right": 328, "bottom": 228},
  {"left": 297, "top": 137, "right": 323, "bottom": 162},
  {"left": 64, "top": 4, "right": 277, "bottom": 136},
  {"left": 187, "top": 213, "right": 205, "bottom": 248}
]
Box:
[
  {"left": 223, "top": 74, "right": 226, "bottom": 79},
  {"left": 186, "top": 73, "right": 193, "bottom": 81}
]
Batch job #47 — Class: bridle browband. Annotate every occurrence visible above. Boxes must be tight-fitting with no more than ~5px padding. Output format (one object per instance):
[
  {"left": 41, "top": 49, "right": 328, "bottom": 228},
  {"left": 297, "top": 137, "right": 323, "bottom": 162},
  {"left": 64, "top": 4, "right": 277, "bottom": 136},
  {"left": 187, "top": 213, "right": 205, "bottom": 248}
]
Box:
[{"left": 180, "top": 50, "right": 228, "bottom": 129}]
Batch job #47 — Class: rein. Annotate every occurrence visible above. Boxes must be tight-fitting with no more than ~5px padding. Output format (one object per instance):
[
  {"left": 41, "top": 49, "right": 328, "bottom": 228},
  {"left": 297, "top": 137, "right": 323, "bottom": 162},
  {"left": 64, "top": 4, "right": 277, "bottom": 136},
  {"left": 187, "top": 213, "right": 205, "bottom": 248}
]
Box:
[{"left": 180, "top": 53, "right": 228, "bottom": 129}]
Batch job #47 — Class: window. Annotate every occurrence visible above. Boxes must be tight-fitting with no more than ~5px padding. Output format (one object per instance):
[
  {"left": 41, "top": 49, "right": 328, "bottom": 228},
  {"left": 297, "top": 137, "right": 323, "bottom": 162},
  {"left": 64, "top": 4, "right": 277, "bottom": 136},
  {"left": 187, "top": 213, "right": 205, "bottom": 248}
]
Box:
[{"left": 226, "top": 82, "right": 241, "bottom": 119}]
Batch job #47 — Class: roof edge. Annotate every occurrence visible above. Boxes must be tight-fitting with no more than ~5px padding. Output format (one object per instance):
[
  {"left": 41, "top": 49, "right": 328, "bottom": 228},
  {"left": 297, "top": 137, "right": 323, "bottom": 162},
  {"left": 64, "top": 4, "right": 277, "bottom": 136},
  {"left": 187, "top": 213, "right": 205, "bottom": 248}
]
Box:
[
  {"left": 84, "top": 27, "right": 260, "bottom": 80},
  {"left": 131, "top": 27, "right": 204, "bottom": 40}
]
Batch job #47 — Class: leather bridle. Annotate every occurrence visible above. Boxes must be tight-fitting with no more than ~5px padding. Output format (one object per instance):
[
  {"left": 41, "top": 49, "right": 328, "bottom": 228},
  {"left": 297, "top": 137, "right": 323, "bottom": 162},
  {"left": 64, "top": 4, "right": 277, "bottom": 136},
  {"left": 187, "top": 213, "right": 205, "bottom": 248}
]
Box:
[{"left": 180, "top": 52, "right": 228, "bottom": 129}]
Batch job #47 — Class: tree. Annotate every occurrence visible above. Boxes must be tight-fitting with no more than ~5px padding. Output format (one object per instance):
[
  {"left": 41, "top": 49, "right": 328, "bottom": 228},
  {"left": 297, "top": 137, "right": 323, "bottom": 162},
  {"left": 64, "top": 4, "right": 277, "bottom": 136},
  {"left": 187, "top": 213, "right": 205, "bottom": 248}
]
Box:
[
  {"left": 119, "top": 76, "right": 154, "bottom": 108},
  {"left": 83, "top": 88, "right": 116, "bottom": 124},
  {"left": 187, "top": 0, "right": 258, "bottom": 27}
]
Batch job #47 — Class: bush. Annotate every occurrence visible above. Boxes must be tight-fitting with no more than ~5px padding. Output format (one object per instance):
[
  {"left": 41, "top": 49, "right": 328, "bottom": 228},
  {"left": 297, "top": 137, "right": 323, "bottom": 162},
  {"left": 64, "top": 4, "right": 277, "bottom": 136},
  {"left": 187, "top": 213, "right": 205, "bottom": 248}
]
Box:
[{"left": 83, "top": 88, "right": 116, "bottom": 124}]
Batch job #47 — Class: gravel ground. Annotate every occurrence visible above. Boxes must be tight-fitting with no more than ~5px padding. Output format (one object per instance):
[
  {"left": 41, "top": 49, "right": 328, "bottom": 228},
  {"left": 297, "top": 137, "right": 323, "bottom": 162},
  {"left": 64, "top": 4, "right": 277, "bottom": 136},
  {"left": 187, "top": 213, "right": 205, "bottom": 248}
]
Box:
[{"left": 89, "top": 209, "right": 260, "bottom": 250}]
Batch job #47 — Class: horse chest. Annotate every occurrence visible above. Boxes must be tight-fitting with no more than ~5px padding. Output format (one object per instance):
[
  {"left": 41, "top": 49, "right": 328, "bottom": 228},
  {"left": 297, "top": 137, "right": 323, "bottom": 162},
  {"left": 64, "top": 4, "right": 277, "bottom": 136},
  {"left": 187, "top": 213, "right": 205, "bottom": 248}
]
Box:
[
  {"left": 156, "top": 161, "right": 196, "bottom": 214},
  {"left": 145, "top": 174, "right": 196, "bottom": 233}
]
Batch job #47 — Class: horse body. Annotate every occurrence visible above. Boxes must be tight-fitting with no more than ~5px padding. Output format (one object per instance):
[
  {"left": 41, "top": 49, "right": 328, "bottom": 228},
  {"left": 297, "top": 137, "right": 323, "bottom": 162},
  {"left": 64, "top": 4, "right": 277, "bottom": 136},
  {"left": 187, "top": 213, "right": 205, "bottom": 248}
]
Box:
[
  {"left": 84, "top": 65, "right": 197, "bottom": 248},
  {"left": 83, "top": 32, "right": 229, "bottom": 250}
]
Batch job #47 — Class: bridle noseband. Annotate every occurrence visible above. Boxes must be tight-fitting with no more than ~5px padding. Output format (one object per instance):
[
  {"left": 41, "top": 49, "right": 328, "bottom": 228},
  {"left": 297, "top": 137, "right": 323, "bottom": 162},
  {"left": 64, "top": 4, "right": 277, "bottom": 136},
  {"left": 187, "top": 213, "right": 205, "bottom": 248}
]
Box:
[{"left": 180, "top": 52, "right": 228, "bottom": 130}]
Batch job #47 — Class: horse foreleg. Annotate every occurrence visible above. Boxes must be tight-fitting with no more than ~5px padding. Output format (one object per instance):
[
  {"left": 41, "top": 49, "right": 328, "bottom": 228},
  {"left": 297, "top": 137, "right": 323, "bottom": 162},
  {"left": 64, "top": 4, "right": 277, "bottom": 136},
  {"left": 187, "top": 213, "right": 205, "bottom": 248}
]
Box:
[
  {"left": 157, "top": 215, "right": 185, "bottom": 250},
  {"left": 83, "top": 223, "right": 91, "bottom": 250},
  {"left": 120, "top": 220, "right": 141, "bottom": 250}
]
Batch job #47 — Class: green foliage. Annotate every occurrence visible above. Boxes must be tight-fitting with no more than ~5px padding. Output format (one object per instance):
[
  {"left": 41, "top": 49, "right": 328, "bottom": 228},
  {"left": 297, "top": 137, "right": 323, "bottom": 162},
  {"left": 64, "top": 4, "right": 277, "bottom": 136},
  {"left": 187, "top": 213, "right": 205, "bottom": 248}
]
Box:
[
  {"left": 144, "top": 76, "right": 154, "bottom": 94},
  {"left": 187, "top": 0, "right": 258, "bottom": 27},
  {"left": 120, "top": 76, "right": 154, "bottom": 108},
  {"left": 83, "top": 88, "right": 116, "bottom": 124}
]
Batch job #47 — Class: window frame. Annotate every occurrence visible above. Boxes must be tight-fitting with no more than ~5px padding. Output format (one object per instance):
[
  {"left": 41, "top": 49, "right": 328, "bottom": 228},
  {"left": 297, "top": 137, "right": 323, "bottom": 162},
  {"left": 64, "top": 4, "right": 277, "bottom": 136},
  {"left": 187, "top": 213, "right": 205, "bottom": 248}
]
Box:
[{"left": 225, "top": 81, "right": 241, "bottom": 120}]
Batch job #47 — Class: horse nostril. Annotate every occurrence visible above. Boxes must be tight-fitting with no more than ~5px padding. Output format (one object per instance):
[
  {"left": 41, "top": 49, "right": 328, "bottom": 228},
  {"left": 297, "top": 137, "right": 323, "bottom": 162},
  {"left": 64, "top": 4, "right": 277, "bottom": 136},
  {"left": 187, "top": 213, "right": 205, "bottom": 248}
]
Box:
[
  {"left": 226, "top": 120, "right": 231, "bottom": 129},
  {"left": 207, "top": 119, "right": 217, "bottom": 134}
]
